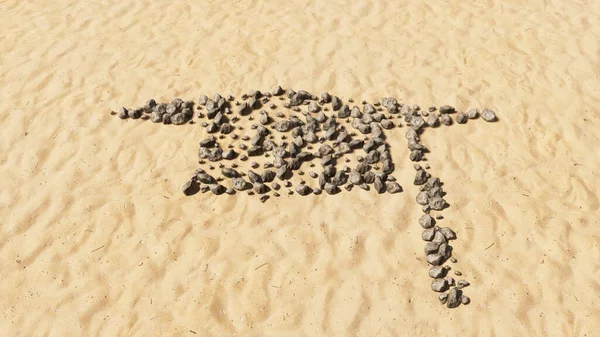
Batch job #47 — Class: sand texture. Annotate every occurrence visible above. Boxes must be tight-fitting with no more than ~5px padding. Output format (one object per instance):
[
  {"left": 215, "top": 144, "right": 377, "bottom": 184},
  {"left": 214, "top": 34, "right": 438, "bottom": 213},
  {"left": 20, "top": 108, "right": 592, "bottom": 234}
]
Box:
[{"left": 1, "top": 0, "right": 600, "bottom": 336}]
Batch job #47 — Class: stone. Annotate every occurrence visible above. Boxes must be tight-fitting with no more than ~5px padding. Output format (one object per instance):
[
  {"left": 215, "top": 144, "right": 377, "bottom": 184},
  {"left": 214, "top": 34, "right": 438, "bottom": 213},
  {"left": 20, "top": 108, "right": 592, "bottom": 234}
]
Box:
[
  {"left": 446, "top": 277, "right": 456, "bottom": 287},
  {"left": 232, "top": 177, "right": 248, "bottom": 191},
  {"left": 295, "top": 184, "right": 312, "bottom": 196},
  {"left": 247, "top": 146, "right": 263, "bottom": 157},
  {"left": 272, "top": 86, "right": 284, "bottom": 96},
  {"left": 363, "top": 171, "right": 376, "bottom": 184},
  {"left": 276, "top": 165, "right": 289, "bottom": 180},
  {"left": 429, "top": 266, "right": 447, "bottom": 279},
  {"left": 386, "top": 181, "right": 402, "bottom": 194},
  {"left": 381, "top": 119, "right": 394, "bottom": 129},
  {"left": 247, "top": 170, "right": 262, "bottom": 184},
  {"left": 223, "top": 150, "right": 237, "bottom": 160},
  {"left": 331, "top": 96, "right": 342, "bottom": 111},
  {"left": 222, "top": 168, "right": 240, "bottom": 178},
  {"left": 422, "top": 228, "right": 436, "bottom": 241},
  {"left": 439, "top": 293, "right": 448, "bottom": 305},
  {"left": 262, "top": 170, "right": 276, "bottom": 183},
  {"left": 424, "top": 242, "right": 440, "bottom": 254},
  {"left": 481, "top": 108, "right": 497, "bottom": 122},
  {"left": 226, "top": 188, "right": 236, "bottom": 195},
  {"left": 439, "top": 227, "right": 457, "bottom": 240},
  {"left": 409, "top": 150, "right": 423, "bottom": 162},
  {"left": 374, "top": 177, "right": 386, "bottom": 194},
  {"left": 129, "top": 108, "right": 143, "bottom": 119},
  {"left": 414, "top": 169, "right": 428, "bottom": 185},
  {"left": 467, "top": 108, "right": 479, "bottom": 119},
  {"left": 426, "top": 114, "right": 438, "bottom": 127},
  {"left": 427, "top": 253, "right": 444, "bottom": 266},
  {"left": 324, "top": 183, "right": 339, "bottom": 195},
  {"left": 440, "top": 114, "right": 452, "bottom": 126},
  {"left": 439, "top": 105, "right": 455, "bottom": 114},
  {"left": 363, "top": 103, "right": 376, "bottom": 114},
  {"left": 456, "top": 112, "right": 467, "bottom": 124},
  {"left": 457, "top": 280, "right": 470, "bottom": 289},
  {"left": 254, "top": 183, "right": 269, "bottom": 194},
  {"left": 431, "top": 279, "right": 448, "bottom": 292},
  {"left": 461, "top": 295, "right": 470, "bottom": 305},
  {"left": 210, "top": 184, "right": 226, "bottom": 195},
  {"left": 308, "top": 101, "right": 320, "bottom": 113},
  {"left": 410, "top": 116, "right": 425, "bottom": 130},
  {"left": 447, "top": 288, "right": 462, "bottom": 308},
  {"left": 198, "top": 95, "right": 209, "bottom": 105},
  {"left": 416, "top": 192, "right": 430, "bottom": 206},
  {"left": 429, "top": 196, "right": 447, "bottom": 210},
  {"left": 274, "top": 120, "right": 292, "bottom": 132},
  {"left": 182, "top": 180, "right": 200, "bottom": 196},
  {"left": 271, "top": 182, "right": 280, "bottom": 190}
]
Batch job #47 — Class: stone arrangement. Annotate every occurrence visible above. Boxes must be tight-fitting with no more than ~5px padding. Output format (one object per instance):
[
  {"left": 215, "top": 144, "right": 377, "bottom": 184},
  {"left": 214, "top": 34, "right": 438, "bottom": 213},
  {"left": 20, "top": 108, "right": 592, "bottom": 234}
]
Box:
[{"left": 112, "top": 87, "right": 498, "bottom": 308}]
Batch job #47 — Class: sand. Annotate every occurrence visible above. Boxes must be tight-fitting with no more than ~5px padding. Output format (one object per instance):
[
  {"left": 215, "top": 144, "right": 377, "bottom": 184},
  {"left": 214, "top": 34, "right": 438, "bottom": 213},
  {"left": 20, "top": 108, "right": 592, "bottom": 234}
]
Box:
[{"left": 1, "top": 0, "right": 599, "bottom": 336}]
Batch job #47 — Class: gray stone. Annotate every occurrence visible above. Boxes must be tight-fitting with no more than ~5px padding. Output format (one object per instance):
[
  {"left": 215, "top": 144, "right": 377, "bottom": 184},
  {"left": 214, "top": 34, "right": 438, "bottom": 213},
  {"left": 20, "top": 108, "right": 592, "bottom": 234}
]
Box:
[
  {"left": 374, "top": 177, "right": 386, "bottom": 194},
  {"left": 414, "top": 169, "right": 428, "bottom": 185},
  {"left": 363, "top": 171, "right": 376, "bottom": 184},
  {"left": 324, "top": 183, "right": 339, "bottom": 195},
  {"left": 232, "top": 177, "right": 248, "bottom": 191},
  {"left": 429, "top": 196, "right": 447, "bottom": 210},
  {"left": 431, "top": 279, "right": 448, "bottom": 292},
  {"left": 424, "top": 241, "right": 440, "bottom": 254},
  {"left": 439, "top": 105, "right": 455, "bottom": 114},
  {"left": 331, "top": 96, "right": 342, "bottom": 111},
  {"left": 422, "top": 228, "right": 436, "bottom": 241},
  {"left": 254, "top": 183, "right": 269, "bottom": 194},
  {"left": 416, "top": 192, "right": 430, "bottom": 206},
  {"left": 429, "top": 266, "right": 446, "bottom": 279},
  {"left": 439, "top": 293, "right": 448, "bottom": 305},
  {"left": 182, "top": 180, "right": 199, "bottom": 196},
  {"left": 481, "top": 108, "right": 497, "bottom": 122},
  {"left": 426, "top": 114, "right": 438, "bottom": 127},
  {"left": 295, "top": 184, "right": 312, "bottom": 196},
  {"left": 440, "top": 114, "right": 452, "bottom": 126},
  {"left": 461, "top": 295, "right": 470, "bottom": 305},
  {"left": 274, "top": 120, "right": 292, "bottom": 132},
  {"left": 261, "top": 170, "right": 276, "bottom": 183},
  {"left": 447, "top": 288, "right": 462, "bottom": 308},
  {"left": 210, "top": 184, "right": 226, "bottom": 195},
  {"left": 457, "top": 280, "right": 470, "bottom": 289},
  {"left": 221, "top": 168, "right": 240, "bottom": 178},
  {"left": 386, "top": 181, "right": 402, "bottom": 194},
  {"left": 456, "top": 112, "right": 467, "bottom": 124},
  {"left": 439, "top": 227, "right": 457, "bottom": 240},
  {"left": 247, "top": 170, "right": 262, "bottom": 184},
  {"left": 467, "top": 108, "right": 479, "bottom": 119},
  {"left": 446, "top": 277, "right": 456, "bottom": 287}
]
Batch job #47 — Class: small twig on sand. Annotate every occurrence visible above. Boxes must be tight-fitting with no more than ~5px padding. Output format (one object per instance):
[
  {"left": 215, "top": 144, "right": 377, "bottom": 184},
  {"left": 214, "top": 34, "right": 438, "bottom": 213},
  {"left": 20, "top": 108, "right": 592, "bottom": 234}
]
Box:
[
  {"left": 255, "top": 262, "right": 269, "bottom": 271},
  {"left": 485, "top": 243, "right": 495, "bottom": 250},
  {"left": 91, "top": 245, "right": 105, "bottom": 252},
  {"left": 189, "top": 330, "right": 197, "bottom": 334}
]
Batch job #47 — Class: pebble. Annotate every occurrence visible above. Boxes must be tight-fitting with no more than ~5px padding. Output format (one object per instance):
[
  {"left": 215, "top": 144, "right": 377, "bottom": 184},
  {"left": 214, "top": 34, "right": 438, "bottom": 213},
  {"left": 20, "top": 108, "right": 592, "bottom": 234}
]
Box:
[
  {"left": 182, "top": 180, "right": 200, "bottom": 196},
  {"left": 481, "top": 108, "right": 497, "bottom": 122},
  {"left": 440, "top": 114, "right": 452, "bottom": 126},
  {"left": 461, "top": 295, "right": 470, "bottom": 305},
  {"left": 446, "top": 288, "right": 462, "bottom": 308},
  {"left": 439, "top": 293, "right": 448, "bottom": 305},
  {"left": 429, "top": 266, "right": 447, "bottom": 279},
  {"left": 295, "top": 184, "right": 312, "bottom": 196},
  {"left": 467, "top": 108, "right": 478, "bottom": 119},
  {"left": 457, "top": 280, "right": 470, "bottom": 289},
  {"left": 455, "top": 112, "right": 467, "bottom": 124},
  {"left": 431, "top": 279, "right": 448, "bottom": 292}
]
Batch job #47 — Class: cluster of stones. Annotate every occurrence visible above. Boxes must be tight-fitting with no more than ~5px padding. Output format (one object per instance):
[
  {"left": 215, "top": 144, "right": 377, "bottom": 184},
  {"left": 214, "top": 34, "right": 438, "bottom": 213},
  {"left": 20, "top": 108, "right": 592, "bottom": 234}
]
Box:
[
  {"left": 113, "top": 88, "right": 499, "bottom": 308},
  {"left": 176, "top": 87, "right": 405, "bottom": 202},
  {"left": 397, "top": 103, "right": 498, "bottom": 308}
]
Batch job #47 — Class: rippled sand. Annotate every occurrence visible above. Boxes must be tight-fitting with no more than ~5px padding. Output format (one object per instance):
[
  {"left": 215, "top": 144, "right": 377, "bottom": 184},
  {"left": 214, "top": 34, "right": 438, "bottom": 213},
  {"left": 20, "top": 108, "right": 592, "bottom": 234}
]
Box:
[{"left": 1, "top": 1, "right": 599, "bottom": 336}]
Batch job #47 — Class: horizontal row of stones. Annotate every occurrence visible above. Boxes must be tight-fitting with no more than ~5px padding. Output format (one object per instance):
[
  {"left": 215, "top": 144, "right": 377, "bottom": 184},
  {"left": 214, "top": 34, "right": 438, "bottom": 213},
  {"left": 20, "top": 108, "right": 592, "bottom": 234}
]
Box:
[
  {"left": 113, "top": 86, "right": 497, "bottom": 131},
  {"left": 413, "top": 165, "right": 470, "bottom": 308}
]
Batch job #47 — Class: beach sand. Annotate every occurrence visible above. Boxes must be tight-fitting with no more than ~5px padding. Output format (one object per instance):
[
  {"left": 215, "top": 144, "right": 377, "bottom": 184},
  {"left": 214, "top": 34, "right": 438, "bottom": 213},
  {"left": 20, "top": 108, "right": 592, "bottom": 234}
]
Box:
[{"left": 1, "top": 1, "right": 599, "bottom": 336}]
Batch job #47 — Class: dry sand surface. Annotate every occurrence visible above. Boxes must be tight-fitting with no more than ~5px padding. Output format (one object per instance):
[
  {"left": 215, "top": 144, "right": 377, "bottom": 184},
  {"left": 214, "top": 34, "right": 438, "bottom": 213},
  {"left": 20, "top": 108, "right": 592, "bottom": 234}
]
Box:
[{"left": 1, "top": 0, "right": 600, "bottom": 336}]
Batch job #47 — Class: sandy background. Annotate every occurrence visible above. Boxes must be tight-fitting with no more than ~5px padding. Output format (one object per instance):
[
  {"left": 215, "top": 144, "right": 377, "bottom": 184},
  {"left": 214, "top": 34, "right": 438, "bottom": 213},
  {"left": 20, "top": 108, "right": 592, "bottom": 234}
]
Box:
[{"left": 1, "top": 0, "right": 599, "bottom": 336}]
